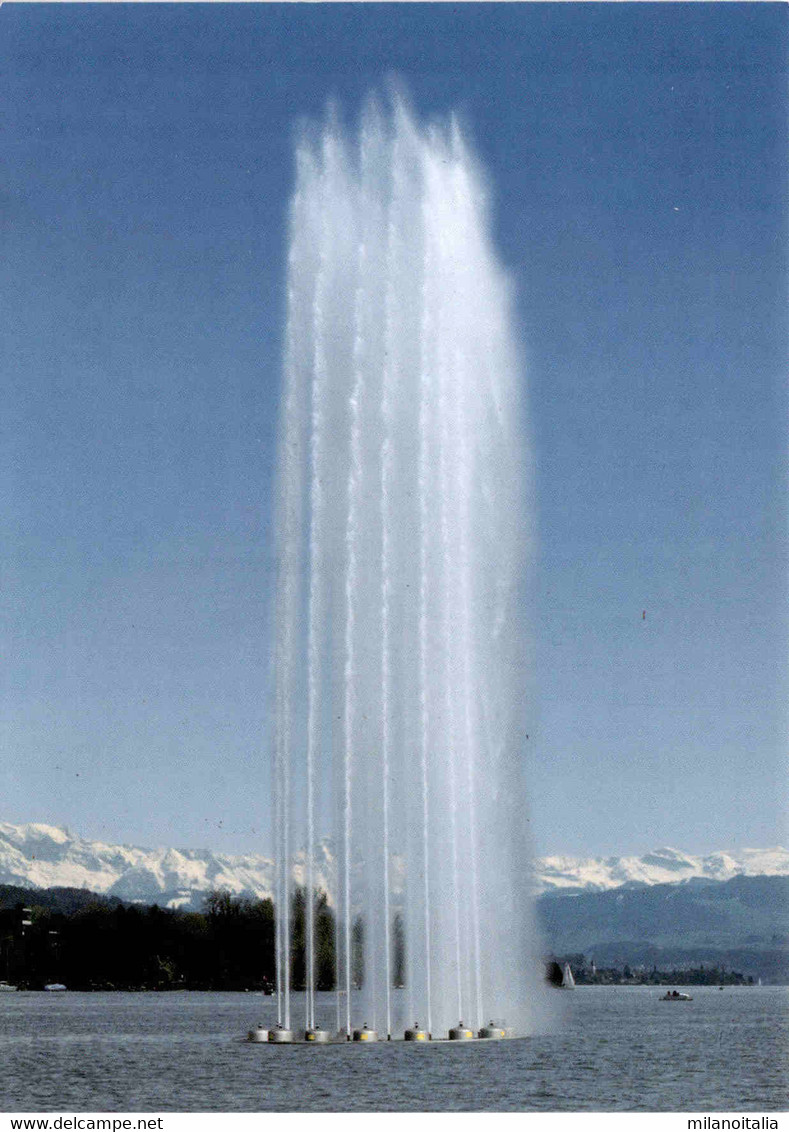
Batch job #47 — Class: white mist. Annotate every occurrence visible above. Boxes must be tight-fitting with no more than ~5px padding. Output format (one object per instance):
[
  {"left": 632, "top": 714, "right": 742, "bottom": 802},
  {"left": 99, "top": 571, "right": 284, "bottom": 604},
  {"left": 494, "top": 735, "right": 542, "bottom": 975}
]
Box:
[{"left": 271, "top": 92, "right": 547, "bottom": 1038}]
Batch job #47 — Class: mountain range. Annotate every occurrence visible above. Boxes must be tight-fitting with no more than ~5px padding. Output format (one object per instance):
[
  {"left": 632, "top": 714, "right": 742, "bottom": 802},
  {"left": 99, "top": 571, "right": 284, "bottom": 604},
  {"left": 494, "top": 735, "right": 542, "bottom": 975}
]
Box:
[
  {"left": 540, "top": 874, "right": 789, "bottom": 981},
  {"left": 1, "top": 820, "right": 786, "bottom": 909}
]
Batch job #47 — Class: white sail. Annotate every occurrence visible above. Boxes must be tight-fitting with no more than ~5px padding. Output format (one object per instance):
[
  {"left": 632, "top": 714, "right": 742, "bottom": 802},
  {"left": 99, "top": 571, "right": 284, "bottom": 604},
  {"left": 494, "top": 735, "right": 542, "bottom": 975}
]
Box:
[{"left": 561, "top": 963, "right": 575, "bottom": 989}]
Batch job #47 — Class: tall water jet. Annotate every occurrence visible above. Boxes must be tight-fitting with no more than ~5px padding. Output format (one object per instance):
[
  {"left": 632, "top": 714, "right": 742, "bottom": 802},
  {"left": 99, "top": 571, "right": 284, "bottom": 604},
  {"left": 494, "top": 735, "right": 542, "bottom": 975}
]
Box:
[{"left": 272, "top": 92, "right": 545, "bottom": 1039}]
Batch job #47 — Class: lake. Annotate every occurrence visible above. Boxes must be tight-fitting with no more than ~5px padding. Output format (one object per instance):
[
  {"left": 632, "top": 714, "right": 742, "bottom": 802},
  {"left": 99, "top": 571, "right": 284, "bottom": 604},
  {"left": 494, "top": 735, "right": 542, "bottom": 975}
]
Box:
[{"left": 1, "top": 987, "right": 786, "bottom": 1112}]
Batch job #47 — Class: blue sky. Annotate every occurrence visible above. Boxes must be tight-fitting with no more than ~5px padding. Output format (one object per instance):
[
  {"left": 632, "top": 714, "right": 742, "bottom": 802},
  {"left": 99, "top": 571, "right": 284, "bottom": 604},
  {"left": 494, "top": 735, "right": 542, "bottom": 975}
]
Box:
[{"left": 2, "top": 3, "right": 786, "bottom": 858}]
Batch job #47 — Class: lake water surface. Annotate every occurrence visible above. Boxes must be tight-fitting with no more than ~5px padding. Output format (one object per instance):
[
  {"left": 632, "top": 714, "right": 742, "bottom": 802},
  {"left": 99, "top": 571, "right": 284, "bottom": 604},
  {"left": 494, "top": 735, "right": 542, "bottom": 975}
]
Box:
[{"left": 2, "top": 987, "right": 786, "bottom": 1112}]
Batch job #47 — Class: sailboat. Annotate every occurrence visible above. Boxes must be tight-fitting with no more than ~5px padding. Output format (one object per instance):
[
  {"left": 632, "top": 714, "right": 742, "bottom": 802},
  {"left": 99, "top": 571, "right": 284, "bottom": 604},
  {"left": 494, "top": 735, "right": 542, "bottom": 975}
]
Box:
[{"left": 561, "top": 963, "right": 576, "bottom": 989}]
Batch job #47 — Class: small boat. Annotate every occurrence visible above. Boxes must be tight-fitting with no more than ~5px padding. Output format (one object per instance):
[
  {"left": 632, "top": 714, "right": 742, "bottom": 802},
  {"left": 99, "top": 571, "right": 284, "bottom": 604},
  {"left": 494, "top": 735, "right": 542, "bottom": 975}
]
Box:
[
  {"left": 561, "top": 963, "right": 575, "bottom": 989},
  {"left": 44, "top": 983, "right": 67, "bottom": 992},
  {"left": 0, "top": 981, "right": 17, "bottom": 992},
  {"left": 660, "top": 990, "right": 692, "bottom": 1001}
]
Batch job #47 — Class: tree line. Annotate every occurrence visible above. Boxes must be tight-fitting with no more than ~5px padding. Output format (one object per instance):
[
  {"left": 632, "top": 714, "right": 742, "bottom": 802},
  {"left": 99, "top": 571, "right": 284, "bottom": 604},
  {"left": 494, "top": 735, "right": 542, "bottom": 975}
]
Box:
[
  {"left": 546, "top": 953, "right": 754, "bottom": 986},
  {"left": 0, "top": 886, "right": 406, "bottom": 991},
  {"left": 8, "top": 884, "right": 757, "bottom": 991}
]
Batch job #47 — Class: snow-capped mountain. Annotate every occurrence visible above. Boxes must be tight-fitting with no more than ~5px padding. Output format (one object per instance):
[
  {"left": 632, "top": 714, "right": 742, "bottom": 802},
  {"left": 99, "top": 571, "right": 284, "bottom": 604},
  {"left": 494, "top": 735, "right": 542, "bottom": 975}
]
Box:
[
  {"left": 0, "top": 820, "right": 278, "bottom": 907},
  {"left": 536, "top": 845, "right": 789, "bottom": 894},
  {"left": 0, "top": 820, "right": 331, "bottom": 909},
  {"left": 0, "top": 820, "right": 786, "bottom": 908}
]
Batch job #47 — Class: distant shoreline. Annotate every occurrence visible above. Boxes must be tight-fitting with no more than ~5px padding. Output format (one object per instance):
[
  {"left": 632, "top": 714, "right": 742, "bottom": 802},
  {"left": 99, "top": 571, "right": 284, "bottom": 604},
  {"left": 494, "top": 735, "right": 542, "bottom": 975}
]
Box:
[{"left": 4, "top": 983, "right": 787, "bottom": 993}]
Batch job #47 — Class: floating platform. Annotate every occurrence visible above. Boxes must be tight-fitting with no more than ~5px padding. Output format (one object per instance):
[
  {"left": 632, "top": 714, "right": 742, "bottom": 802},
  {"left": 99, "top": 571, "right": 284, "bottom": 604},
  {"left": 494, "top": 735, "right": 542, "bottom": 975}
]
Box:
[{"left": 246, "top": 1021, "right": 516, "bottom": 1044}]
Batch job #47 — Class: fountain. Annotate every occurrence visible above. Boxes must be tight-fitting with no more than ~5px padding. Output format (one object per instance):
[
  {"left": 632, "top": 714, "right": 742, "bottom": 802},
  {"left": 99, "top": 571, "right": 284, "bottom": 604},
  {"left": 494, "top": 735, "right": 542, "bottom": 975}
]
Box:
[{"left": 267, "top": 91, "right": 544, "bottom": 1043}]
